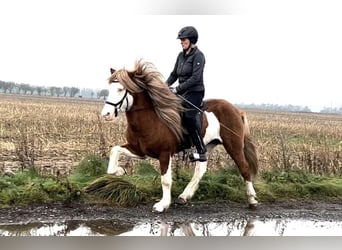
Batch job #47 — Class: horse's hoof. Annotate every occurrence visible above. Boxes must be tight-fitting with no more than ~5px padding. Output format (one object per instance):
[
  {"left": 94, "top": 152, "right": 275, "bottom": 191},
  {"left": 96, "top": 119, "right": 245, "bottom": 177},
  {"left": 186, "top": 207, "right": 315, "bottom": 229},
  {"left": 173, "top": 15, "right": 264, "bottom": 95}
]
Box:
[
  {"left": 152, "top": 207, "right": 164, "bottom": 213},
  {"left": 248, "top": 203, "right": 258, "bottom": 210},
  {"left": 152, "top": 203, "right": 167, "bottom": 213},
  {"left": 175, "top": 197, "right": 187, "bottom": 205},
  {"left": 107, "top": 167, "right": 126, "bottom": 176}
]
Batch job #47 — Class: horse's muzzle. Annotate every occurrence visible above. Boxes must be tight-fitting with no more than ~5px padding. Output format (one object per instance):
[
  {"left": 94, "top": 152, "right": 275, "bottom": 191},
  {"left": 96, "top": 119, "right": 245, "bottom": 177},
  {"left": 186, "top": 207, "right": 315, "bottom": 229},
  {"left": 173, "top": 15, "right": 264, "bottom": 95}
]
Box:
[{"left": 103, "top": 113, "right": 113, "bottom": 121}]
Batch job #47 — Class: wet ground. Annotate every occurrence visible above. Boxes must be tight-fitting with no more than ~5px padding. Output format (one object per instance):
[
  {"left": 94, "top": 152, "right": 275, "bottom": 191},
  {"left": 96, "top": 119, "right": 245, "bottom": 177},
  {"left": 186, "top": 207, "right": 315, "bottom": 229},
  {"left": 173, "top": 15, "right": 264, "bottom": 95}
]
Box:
[{"left": 0, "top": 200, "right": 341, "bottom": 236}]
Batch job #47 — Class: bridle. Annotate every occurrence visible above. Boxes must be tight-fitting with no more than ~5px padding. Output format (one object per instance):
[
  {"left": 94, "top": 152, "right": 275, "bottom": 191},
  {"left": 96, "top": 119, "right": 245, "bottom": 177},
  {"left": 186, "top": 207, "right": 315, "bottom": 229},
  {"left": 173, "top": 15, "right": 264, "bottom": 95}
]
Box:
[{"left": 105, "top": 89, "right": 129, "bottom": 117}]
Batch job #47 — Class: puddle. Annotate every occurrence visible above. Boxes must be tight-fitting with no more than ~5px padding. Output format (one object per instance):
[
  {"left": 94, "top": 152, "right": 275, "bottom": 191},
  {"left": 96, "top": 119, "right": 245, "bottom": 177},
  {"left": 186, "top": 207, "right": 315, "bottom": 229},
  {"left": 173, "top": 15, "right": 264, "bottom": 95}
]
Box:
[{"left": 1, "top": 218, "right": 342, "bottom": 236}]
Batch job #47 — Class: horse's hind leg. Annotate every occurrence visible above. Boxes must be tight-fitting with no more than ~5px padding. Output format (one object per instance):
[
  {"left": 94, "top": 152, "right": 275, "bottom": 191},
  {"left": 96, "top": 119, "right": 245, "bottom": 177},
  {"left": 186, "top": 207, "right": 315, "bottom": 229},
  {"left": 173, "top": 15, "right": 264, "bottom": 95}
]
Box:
[
  {"left": 107, "top": 145, "right": 141, "bottom": 176},
  {"left": 176, "top": 161, "right": 207, "bottom": 204},
  {"left": 224, "top": 143, "right": 258, "bottom": 208}
]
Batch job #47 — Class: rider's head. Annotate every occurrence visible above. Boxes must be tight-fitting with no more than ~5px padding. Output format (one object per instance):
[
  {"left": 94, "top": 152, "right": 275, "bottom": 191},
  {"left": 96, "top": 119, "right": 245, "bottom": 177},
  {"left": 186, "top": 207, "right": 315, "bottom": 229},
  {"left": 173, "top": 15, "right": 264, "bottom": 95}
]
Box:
[{"left": 177, "top": 26, "right": 198, "bottom": 45}]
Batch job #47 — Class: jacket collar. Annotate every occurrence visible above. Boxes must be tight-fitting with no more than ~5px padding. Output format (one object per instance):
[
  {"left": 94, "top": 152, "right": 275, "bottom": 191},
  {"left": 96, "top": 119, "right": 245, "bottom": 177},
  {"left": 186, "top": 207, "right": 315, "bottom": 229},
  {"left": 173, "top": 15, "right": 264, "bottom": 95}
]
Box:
[{"left": 183, "top": 44, "right": 197, "bottom": 56}]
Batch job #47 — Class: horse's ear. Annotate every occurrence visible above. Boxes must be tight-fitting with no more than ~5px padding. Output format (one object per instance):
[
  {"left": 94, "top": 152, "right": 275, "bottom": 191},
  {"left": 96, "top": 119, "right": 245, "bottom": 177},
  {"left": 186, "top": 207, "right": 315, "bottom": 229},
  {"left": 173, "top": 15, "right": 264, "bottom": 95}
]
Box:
[{"left": 110, "top": 68, "right": 116, "bottom": 74}]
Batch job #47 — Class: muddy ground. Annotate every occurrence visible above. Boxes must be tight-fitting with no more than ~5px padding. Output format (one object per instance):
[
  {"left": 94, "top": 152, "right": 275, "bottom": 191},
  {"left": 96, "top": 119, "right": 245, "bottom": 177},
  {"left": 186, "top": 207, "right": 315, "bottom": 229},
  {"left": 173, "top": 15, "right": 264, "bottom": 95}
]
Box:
[{"left": 0, "top": 200, "right": 341, "bottom": 225}]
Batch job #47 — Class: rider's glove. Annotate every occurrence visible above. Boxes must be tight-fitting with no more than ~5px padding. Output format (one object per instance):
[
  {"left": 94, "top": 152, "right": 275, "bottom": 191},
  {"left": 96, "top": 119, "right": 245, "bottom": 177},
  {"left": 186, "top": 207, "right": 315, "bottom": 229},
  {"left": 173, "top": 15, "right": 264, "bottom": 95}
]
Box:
[{"left": 170, "top": 87, "right": 177, "bottom": 94}]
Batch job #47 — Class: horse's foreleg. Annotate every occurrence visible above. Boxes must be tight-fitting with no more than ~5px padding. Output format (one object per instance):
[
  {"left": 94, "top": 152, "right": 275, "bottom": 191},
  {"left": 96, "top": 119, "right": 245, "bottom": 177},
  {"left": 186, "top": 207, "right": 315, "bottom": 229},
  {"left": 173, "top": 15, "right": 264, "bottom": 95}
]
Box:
[
  {"left": 153, "top": 156, "right": 172, "bottom": 213},
  {"left": 107, "top": 145, "right": 140, "bottom": 176},
  {"left": 176, "top": 161, "right": 207, "bottom": 204}
]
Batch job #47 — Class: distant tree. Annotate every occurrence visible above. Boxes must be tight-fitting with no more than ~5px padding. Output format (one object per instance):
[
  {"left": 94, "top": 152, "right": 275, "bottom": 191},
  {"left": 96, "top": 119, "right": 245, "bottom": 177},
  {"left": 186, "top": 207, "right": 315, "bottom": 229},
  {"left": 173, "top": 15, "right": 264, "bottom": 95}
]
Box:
[
  {"left": 27, "top": 86, "right": 34, "bottom": 95},
  {"left": 18, "top": 83, "right": 25, "bottom": 93},
  {"left": 49, "top": 86, "right": 57, "bottom": 96},
  {"left": 69, "top": 87, "right": 80, "bottom": 97},
  {"left": 41, "top": 87, "right": 48, "bottom": 96},
  {"left": 19, "top": 84, "right": 31, "bottom": 94},
  {"left": 1, "top": 81, "right": 17, "bottom": 93},
  {"left": 320, "top": 106, "right": 342, "bottom": 114},
  {"left": 36, "top": 86, "right": 43, "bottom": 95},
  {"left": 97, "top": 89, "right": 109, "bottom": 99},
  {"left": 63, "top": 87, "right": 70, "bottom": 97},
  {"left": 8, "top": 82, "right": 16, "bottom": 93},
  {"left": 56, "top": 87, "right": 64, "bottom": 97},
  {"left": 0, "top": 81, "right": 4, "bottom": 92},
  {"left": 302, "top": 106, "right": 311, "bottom": 112}
]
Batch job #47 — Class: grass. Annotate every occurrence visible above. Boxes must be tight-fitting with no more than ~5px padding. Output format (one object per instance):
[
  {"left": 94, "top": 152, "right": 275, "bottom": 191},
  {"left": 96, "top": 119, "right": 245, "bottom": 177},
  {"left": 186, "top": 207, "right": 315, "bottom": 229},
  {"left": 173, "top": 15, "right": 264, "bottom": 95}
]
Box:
[
  {"left": 1, "top": 156, "right": 341, "bottom": 208},
  {"left": 0, "top": 167, "right": 82, "bottom": 207}
]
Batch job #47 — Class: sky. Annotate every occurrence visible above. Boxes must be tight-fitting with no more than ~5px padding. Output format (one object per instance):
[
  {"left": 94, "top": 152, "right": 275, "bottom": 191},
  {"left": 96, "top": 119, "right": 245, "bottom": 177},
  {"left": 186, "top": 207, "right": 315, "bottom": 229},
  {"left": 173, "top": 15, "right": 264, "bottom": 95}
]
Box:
[{"left": 1, "top": 0, "right": 342, "bottom": 112}]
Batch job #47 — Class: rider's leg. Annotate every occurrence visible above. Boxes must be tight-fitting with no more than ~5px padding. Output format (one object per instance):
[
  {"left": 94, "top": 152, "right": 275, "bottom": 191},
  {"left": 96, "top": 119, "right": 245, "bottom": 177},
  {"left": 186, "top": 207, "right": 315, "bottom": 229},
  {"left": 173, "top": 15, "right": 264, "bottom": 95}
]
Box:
[
  {"left": 186, "top": 113, "right": 207, "bottom": 162},
  {"left": 182, "top": 92, "right": 207, "bottom": 162}
]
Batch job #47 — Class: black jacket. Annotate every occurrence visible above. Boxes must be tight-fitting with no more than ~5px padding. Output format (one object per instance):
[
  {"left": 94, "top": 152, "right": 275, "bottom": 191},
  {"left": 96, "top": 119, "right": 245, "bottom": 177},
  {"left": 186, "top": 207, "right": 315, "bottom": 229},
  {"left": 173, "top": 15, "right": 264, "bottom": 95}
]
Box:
[{"left": 166, "top": 46, "right": 205, "bottom": 95}]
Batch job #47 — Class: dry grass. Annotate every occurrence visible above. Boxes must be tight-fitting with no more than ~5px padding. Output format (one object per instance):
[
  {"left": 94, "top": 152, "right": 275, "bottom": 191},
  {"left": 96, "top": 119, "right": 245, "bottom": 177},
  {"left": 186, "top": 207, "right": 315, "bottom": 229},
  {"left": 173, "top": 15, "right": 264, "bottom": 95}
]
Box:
[
  {"left": 247, "top": 109, "right": 342, "bottom": 175},
  {"left": 0, "top": 94, "right": 341, "bottom": 176}
]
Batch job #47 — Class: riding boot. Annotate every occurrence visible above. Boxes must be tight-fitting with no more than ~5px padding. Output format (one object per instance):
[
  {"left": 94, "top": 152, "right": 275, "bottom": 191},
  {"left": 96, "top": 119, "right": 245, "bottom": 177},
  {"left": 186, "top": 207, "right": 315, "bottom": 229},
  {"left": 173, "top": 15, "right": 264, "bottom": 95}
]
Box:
[{"left": 188, "top": 128, "right": 207, "bottom": 162}]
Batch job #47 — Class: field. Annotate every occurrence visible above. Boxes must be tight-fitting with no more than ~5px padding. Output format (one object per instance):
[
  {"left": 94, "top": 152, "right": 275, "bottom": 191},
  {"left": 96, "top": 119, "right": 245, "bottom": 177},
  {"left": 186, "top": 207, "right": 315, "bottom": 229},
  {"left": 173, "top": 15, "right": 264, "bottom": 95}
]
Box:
[{"left": 0, "top": 94, "right": 341, "bottom": 177}]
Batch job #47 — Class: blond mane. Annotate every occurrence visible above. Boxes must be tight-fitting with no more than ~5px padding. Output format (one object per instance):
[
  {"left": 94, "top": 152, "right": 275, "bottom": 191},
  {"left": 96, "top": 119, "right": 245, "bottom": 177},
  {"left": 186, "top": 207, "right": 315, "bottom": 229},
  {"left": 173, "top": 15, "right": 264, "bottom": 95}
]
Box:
[{"left": 109, "top": 60, "right": 184, "bottom": 142}]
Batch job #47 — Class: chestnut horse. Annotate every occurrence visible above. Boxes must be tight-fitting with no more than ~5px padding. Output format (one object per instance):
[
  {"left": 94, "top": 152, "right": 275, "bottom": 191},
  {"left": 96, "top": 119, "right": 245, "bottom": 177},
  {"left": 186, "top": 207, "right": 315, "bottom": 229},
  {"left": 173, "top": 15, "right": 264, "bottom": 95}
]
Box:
[{"left": 101, "top": 61, "right": 258, "bottom": 212}]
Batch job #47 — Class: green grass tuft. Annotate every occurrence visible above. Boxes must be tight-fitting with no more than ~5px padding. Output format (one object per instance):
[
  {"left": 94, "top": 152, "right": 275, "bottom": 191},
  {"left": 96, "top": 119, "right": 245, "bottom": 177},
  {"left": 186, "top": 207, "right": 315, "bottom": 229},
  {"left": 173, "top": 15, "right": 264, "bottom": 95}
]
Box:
[
  {"left": 135, "top": 161, "right": 160, "bottom": 177},
  {"left": 84, "top": 175, "right": 144, "bottom": 207},
  {"left": 0, "top": 168, "right": 82, "bottom": 207},
  {"left": 75, "top": 155, "right": 108, "bottom": 177}
]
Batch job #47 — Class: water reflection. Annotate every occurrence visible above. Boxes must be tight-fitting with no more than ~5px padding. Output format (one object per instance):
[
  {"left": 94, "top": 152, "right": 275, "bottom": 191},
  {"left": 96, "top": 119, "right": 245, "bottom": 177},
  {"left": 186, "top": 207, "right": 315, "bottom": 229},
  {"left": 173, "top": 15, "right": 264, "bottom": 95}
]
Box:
[
  {"left": 1, "top": 218, "right": 342, "bottom": 236},
  {"left": 0, "top": 220, "right": 133, "bottom": 236}
]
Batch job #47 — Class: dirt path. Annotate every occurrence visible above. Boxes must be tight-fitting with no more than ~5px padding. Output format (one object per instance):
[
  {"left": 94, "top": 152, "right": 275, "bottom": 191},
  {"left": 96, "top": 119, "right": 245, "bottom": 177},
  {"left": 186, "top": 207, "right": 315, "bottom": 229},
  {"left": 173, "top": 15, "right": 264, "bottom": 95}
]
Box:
[{"left": 0, "top": 200, "right": 341, "bottom": 225}]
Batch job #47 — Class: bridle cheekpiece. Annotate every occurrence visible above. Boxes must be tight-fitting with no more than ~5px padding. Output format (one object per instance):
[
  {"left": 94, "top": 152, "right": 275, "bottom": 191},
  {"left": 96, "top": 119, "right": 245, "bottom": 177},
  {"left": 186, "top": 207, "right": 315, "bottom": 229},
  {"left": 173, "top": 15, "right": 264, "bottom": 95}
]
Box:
[{"left": 105, "top": 87, "right": 129, "bottom": 117}]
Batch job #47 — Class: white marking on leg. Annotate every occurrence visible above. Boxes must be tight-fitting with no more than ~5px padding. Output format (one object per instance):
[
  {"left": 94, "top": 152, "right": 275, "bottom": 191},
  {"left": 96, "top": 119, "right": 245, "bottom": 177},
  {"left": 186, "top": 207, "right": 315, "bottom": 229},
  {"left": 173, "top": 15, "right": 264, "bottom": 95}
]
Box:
[
  {"left": 153, "top": 158, "right": 172, "bottom": 212},
  {"left": 107, "top": 146, "right": 141, "bottom": 176},
  {"left": 246, "top": 181, "right": 258, "bottom": 205},
  {"left": 160, "top": 222, "right": 169, "bottom": 236},
  {"left": 178, "top": 161, "right": 207, "bottom": 202}
]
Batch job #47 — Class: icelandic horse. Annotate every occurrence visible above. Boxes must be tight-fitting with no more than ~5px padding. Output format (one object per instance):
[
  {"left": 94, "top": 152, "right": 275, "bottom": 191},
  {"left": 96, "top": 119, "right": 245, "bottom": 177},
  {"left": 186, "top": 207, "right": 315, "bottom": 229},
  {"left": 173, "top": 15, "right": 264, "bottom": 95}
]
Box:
[{"left": 101, "top": 61, "right": 258, "bottom": 212}]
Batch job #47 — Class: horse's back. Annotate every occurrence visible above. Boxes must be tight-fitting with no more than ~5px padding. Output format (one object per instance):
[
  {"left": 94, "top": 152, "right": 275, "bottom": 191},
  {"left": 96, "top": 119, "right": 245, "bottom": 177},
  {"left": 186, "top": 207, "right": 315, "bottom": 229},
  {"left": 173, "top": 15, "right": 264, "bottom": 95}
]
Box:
[
  {"left": 204, "top": 98, "right": 245, "bottom": 138},
  {"left": 205, "top": 98, "right": 242, "bottom": 121}
]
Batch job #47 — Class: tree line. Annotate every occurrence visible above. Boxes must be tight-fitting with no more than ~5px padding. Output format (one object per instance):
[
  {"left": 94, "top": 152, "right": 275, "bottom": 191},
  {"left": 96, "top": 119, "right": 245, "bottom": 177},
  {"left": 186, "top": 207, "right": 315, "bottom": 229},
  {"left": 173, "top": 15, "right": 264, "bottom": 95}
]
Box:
[
  {"left": 320, "top": 106, "right": 342, "bottom": 114},
  {"left": 236, "top": 103, "right": 312, "bottom": 113},
  {"left": 1, "top": 80, "right": 341, "bottom": 113},
  {"left": 0, "top": 80, "right": 109, "bottom": 99},
  {"left": 236, "top": 103, "right": 341, "bottom": 114}
]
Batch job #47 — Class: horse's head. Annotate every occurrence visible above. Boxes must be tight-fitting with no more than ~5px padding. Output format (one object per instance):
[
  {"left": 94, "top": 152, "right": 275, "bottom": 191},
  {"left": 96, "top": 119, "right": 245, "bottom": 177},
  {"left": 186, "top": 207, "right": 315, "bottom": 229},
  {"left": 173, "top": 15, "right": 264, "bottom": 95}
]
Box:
[{"left": 101, "top": 68, "right": 134, "bottom": 121}]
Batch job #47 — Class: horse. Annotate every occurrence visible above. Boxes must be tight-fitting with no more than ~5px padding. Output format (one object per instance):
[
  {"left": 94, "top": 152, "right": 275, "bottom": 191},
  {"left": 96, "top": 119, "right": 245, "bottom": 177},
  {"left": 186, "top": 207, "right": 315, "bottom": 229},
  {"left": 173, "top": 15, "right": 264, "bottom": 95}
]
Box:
[{"left": 100, "top": 60, "right": 259, "bottom": 213}]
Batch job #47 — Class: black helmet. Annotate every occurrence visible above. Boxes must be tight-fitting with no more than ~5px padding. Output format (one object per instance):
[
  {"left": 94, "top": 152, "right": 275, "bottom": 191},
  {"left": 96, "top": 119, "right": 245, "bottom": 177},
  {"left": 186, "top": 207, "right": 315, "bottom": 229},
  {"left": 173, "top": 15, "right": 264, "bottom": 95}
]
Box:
[{"left": 177, "top": 26, "right": 198, "bottom": 44}]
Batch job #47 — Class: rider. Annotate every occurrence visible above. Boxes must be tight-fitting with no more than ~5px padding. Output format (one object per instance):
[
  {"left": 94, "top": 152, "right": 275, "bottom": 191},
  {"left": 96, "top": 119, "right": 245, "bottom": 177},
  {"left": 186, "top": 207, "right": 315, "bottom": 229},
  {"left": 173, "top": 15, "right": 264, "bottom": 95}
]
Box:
[{"left": 166, "top": 26, "right": 207, "bottom": 162}]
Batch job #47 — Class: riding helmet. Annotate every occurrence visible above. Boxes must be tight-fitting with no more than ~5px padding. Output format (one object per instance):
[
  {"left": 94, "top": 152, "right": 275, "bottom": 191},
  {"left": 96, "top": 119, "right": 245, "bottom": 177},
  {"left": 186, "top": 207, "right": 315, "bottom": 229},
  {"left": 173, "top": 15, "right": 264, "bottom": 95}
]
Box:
[{"left": 177, "top": 26, "right": 198, "bottom": 44}]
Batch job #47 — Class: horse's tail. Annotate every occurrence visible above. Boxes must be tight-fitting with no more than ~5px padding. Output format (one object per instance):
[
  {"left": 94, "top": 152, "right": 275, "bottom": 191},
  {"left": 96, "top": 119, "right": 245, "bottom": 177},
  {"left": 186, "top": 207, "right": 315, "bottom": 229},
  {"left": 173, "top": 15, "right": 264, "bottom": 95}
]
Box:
[{"left": 241, "top": 111, "right": 259, "bottom": 179}]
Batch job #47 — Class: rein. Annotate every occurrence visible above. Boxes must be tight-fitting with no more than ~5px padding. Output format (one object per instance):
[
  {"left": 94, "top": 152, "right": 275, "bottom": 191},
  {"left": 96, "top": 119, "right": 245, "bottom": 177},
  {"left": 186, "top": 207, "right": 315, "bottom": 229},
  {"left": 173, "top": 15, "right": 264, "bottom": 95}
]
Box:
[{"left": 105, "top": 89, "right": 129, "bottom": 117}]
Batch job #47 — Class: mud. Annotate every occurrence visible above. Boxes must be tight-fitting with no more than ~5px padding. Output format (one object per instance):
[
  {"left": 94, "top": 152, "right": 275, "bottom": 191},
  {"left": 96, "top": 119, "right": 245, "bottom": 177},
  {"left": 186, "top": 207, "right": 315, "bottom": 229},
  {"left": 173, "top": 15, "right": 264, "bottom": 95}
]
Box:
[{"left": 0, "top": 200, "right": 341, "bottom": 226}]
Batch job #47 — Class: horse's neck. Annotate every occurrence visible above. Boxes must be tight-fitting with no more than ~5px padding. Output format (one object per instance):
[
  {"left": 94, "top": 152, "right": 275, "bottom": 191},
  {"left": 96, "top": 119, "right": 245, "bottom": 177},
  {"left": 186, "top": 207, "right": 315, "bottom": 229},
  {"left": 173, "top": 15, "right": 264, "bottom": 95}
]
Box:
[{"left": 126, "top": 92, "right": 156, "bottom": 124}]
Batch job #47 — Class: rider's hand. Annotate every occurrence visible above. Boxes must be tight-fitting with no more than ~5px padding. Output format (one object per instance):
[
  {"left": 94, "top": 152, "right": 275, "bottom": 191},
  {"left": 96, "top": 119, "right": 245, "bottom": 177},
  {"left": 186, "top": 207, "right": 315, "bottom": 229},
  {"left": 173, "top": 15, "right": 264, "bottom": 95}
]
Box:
[{"left": 170, "top": 87, "right": 177, "bottom": 94}]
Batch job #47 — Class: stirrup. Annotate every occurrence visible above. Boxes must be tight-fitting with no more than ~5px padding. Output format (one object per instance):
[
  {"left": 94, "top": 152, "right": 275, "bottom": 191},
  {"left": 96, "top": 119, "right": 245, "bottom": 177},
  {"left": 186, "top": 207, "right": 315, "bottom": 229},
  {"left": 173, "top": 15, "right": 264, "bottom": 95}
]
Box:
[{"left": 189, "top": 152, "right": 207, "bottom": 162}]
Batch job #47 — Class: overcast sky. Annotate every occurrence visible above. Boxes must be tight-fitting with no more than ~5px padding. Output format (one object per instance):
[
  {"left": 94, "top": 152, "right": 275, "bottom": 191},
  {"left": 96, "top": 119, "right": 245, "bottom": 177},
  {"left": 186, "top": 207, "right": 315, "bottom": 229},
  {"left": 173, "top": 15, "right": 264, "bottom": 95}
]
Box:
[{"left": 1, "top": 0, "right": 341, "bottom": 112}]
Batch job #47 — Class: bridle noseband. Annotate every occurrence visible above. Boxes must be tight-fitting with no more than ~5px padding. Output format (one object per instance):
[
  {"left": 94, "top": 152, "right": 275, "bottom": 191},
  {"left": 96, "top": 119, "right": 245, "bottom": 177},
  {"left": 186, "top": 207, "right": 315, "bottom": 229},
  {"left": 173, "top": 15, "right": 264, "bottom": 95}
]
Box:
[{"left": 105, "top": 89, "right": 129, "bottom": 117}]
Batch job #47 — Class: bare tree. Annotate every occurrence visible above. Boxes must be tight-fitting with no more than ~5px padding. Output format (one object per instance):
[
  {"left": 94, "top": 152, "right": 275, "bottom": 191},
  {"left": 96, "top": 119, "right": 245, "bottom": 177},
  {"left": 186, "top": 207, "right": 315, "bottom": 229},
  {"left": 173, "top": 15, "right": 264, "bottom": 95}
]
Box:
[
  {"left": 97, "top": 89, "right": 109, "bottom": 99},
  {"left": 69, "top": 87, "right": 80, "bottom": 97}
]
